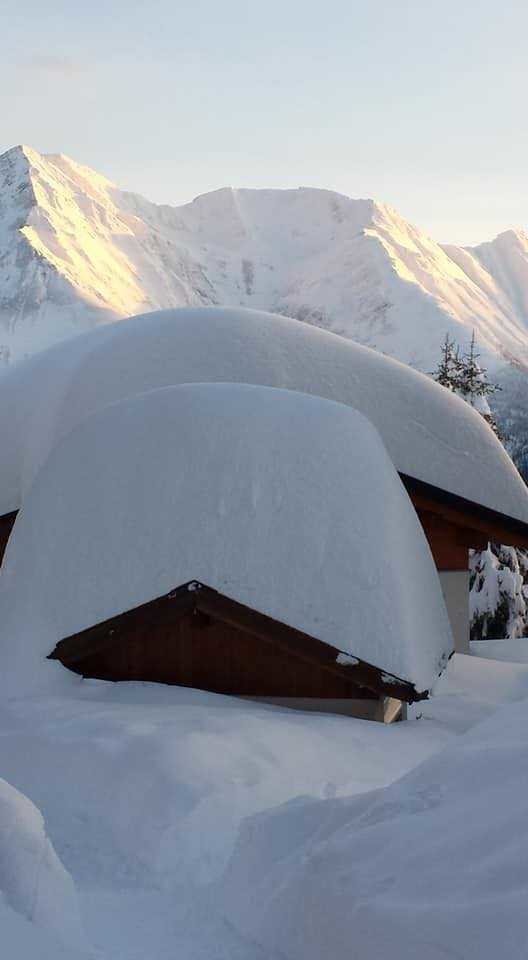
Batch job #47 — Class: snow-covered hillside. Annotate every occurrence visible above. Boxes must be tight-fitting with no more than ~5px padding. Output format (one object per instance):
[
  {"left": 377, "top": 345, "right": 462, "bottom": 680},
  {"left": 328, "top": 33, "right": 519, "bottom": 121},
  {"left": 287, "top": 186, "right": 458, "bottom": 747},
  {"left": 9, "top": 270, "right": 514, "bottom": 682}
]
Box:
[{"left": 1, "top": 144, "right": 528, "bottom": 368}]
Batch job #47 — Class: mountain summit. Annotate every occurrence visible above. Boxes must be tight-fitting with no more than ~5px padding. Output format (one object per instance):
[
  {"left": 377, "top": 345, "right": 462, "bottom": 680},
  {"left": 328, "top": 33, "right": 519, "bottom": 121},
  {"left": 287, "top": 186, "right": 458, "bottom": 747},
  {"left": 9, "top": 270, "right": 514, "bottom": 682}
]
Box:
[{"left": 1, "top": 144, "right": 528, "bottom": 368}]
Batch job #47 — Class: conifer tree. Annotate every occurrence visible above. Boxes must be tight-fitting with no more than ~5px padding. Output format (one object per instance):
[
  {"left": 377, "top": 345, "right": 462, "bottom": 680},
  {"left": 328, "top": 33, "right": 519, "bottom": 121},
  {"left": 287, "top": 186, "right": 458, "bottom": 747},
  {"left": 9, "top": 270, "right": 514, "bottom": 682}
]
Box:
[
  {"left": 432, "top": 332, "right": 523, "bottom": 641},
  {"left": 458, "top": 332, "right": 502, "bottom": 436},
  {"left": 433, "top": 331, "right": 503, "bottom": 437},
  {"left": 431, "top": 333, "right": 463, "bottom": 392}
]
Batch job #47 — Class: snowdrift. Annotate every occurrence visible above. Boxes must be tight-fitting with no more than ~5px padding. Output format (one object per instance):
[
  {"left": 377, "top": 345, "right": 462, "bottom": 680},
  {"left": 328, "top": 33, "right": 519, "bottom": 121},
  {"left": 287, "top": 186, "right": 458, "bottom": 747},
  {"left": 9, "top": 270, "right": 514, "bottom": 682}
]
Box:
[
  {"left": 0, "top": 777, "right": 84, "bottom": 948},
  {"left": 216, "top": 691, "right": 528, "bottom": 960},
  {"left": 0, "top": 306, "right": 526, "bottom": 528},
  {"left": 0, "top": 904, "right": 88, "bottom": 960},
  {"left": 0, "top": 679, "right": 457, "bottom": 891},
  {"left": 0, "top": 382, "right": 452, "bottom": 696}
]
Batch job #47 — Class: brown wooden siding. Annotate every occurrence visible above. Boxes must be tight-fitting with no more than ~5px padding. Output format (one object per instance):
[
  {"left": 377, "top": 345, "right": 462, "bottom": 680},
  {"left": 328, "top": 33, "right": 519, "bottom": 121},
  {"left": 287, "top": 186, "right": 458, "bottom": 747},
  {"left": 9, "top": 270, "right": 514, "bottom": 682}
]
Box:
[
  {"left": 417, "top": 510, "right": 478, "bottom": 571},
  {"left": 402, "top": 474, "right": 528, "bottom": 548},
  {"left": 74, "top": 608, "right": 375, "bottom": 700},
  {"left": 50, "top": 583, "right": 426, "bottom": 702}
]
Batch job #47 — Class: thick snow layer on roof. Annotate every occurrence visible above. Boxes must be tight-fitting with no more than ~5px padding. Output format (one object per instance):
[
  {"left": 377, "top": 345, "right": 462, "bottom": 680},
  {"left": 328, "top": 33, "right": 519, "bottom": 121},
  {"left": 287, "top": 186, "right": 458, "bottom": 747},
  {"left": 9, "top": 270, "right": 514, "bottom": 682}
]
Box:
[
  {"left": 0, "top": 307, "right": 526, "bottom": 526},
  {"left": 0, "top": 383, "right": 452, "bottom": 697}
]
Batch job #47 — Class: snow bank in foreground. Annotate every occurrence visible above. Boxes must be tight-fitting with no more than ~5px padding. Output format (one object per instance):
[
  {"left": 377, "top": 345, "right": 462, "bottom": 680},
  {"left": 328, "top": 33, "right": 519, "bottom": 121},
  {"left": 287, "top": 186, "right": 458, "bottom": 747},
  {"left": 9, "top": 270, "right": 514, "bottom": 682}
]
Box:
[
  {"left": 0, "top": 651, "right": 525, "bottom": 957},
  {"left": 0, "top": 383, "right": 452, "bottom": 696},
  {"left": 0, "top": 306, "right": 526, "bottom": 526},
  {"left": 216, "top": 691, "right": 528, "bottom": 960},
  {"left": 0, "top": 681, "right": 453, "bottom": 890},
  {"left": 0, "top": 777, "right": 84, "bottom": 949},
  {"left": 0, "top": 902, "right": 88, "bottom": 960}
]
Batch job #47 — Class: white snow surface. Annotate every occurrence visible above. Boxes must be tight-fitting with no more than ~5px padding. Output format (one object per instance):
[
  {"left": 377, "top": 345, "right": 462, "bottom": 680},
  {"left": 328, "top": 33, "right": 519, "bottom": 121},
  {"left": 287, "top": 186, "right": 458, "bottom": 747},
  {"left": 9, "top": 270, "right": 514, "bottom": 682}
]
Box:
[
  {"left": 0, "top": 382, "right": 452, "bottom": 696},
  {"left": 0, "top": 903, "right": 89, "bottom": 960},
  {"left": 1, "top": 649, "right": 528, "bottom": 958},
  {"left": 471, "top": 636, "right": 528, "bottom": 662},
  {"left": 3, "top": 144, "right": 528, "bottom": 371},
  {"left": 0, "top": 777, "right": 84, "bottom": 948},
  {"left": 0, "top": 306, "right": 526, "bottom": 528},
  {"left": 216, "top": 680, "right": 528, "bottom": 960}
]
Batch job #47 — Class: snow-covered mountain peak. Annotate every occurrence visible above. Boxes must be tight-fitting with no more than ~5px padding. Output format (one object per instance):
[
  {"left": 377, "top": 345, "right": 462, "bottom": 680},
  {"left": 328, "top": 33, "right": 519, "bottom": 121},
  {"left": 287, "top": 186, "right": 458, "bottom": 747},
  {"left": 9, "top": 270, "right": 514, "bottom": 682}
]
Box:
[
  {"left": 176, "top": 185, "right": 376, "bottom": 245},
  {"left": 41, "top": 151, "right": 118, "bottom": 203},
  {"left": 0, "top": 146, "right": 36, "bottom": 218},
  {"left": 1, "top": 143, "right": 528, "bottom": 369},
  {"left": 484, "top": 227, "right": 528, "bottom": 247},
  {"left": 1, "top": 144, "right": 41, "bottom": 168},
  {"left": 449, "top": 228, "right": 528, "bottom": 326}
]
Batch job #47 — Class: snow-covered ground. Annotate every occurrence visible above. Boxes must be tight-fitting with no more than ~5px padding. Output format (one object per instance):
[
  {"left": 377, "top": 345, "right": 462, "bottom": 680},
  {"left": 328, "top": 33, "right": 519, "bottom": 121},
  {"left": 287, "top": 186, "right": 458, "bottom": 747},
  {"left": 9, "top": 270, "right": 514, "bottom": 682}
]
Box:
[
  {"left": 1, "top": 643, "right": 528, "bottom": 958},
  {"left": 3, "top": 144, "right": 528, "bottom": 369},
  {"left": 0, "top": 777, "right": 84, "bottom": 951},
  {"left": 471, "top": 636, "right": 528, "bottom": 663},
  {"left": 217, "top": 655, "right": 528, "bottom": 960}
]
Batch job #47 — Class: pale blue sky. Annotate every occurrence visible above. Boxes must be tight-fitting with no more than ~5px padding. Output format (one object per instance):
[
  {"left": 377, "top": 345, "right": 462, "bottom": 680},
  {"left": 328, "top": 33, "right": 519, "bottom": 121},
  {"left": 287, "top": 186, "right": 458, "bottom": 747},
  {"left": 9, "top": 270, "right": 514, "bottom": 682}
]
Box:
[{"left": 2, "top": 0, "right": 527, "bottom": 243}]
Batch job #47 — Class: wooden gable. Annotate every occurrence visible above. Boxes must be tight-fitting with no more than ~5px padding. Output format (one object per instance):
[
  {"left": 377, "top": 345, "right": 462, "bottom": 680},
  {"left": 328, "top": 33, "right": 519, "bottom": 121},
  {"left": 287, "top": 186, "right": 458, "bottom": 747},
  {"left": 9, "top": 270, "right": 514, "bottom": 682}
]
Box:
[{"left": 48, "top": 581, "right": 427, "bottom": 705}]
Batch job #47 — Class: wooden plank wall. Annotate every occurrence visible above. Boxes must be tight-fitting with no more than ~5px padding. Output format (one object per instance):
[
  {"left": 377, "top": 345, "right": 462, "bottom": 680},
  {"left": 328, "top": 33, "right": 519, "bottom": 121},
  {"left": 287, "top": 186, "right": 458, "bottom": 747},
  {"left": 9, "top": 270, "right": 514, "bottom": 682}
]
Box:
[
  {"left": 70, "top": 609, "right": 375, "bottom": 701},
  {"left": 416, "top": 508, "right": 487, "bottom": 571}
]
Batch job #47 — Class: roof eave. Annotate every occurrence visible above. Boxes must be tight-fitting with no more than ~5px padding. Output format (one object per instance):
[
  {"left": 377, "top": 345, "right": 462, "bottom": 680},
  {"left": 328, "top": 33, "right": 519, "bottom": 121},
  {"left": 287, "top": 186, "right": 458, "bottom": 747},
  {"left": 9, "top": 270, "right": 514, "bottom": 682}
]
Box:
[{"left": 400, "top": 473, "right": 528, "bottom": 548}]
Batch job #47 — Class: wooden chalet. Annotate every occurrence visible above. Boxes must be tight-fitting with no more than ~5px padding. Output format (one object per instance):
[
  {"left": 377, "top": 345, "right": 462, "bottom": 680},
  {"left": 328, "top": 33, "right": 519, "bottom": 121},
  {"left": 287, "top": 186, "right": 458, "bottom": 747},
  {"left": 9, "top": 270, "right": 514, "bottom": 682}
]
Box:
[
  {"left": 1, "top": 382, "right": 457, "bottom": 723},
  {"left": 2, "top": 307, "right": 528, "bottom": 668},
  {"left": 48, "top": 581, "right": 421, "bottom": 723}
]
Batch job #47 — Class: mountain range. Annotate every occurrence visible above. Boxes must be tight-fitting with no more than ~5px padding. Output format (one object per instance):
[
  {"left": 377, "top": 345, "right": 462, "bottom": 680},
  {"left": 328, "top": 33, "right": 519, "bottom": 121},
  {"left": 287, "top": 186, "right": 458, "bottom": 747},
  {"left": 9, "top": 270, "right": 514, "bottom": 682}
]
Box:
[{"left": 1, "top": 143, "right": 528, "bottom": 370}]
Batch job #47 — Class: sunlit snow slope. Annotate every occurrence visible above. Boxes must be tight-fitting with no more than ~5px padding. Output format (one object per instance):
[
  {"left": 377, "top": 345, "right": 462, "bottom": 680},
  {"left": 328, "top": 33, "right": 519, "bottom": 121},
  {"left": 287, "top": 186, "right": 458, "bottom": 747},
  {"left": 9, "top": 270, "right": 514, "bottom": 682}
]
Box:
[{"left": 1, "top": 143, "right": 528, "bottom": 367}]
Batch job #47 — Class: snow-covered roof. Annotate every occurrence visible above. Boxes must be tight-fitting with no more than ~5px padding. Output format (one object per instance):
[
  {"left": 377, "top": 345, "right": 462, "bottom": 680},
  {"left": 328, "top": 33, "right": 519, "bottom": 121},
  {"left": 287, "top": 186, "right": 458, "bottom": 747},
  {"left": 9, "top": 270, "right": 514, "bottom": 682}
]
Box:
[
  {"left": 0, "top": 383, "right": 452, "bottom": 697},
  {"left": 0, "top": 306, "right": 526, "bottom": 526}
]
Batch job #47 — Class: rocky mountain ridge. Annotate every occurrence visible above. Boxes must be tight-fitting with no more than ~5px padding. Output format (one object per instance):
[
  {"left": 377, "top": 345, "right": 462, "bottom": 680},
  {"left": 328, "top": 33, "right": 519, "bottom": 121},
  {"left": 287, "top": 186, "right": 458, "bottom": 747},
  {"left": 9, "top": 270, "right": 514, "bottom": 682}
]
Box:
[{"left": 1, "top": 144, "right": 528, "bottom": 369}]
